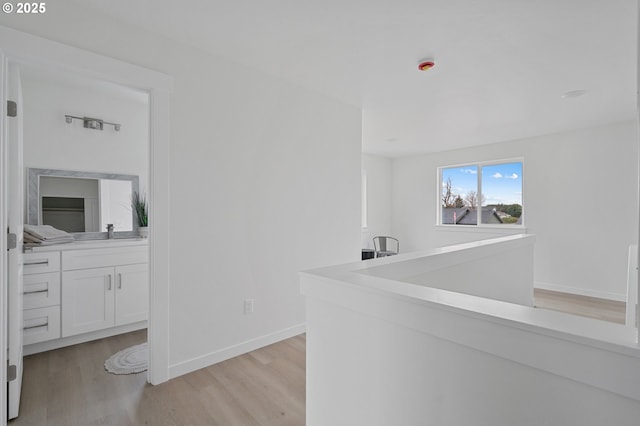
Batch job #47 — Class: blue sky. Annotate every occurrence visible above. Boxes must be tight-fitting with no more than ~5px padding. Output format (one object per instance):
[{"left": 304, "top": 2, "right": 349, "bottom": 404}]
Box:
[{"left": 442, "top": 162, "right": 522, "bottom": 206}]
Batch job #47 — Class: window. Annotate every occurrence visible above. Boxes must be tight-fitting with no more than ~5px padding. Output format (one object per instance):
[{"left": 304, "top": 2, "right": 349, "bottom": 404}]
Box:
[{"left": 439, "top": 160, "right": 523, "bottom": 226}]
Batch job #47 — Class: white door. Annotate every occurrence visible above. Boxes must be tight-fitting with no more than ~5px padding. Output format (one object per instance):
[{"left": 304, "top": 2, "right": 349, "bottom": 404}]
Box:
[{"left": 6, "top": 61, "right": 24, "bottom": 420}]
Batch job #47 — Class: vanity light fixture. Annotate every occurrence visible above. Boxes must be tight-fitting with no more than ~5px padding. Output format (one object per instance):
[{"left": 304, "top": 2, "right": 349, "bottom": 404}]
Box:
[{"left": 64, "top": 115, "right": 121, "bottom": 131}]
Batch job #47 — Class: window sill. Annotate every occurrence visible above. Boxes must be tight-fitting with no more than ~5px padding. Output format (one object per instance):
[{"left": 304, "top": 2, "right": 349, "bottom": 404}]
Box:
[{"left": 435, "top": 224, "right": 527, "bottom": 234}]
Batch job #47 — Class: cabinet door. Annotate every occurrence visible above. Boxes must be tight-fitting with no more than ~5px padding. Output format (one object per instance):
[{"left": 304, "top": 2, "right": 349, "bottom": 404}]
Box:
[
  {"left": 61, "top": 267, "right": 115, "bottom": 337},
  {"left": 115, "top": 263, "right": 148, "bottom": 326}
]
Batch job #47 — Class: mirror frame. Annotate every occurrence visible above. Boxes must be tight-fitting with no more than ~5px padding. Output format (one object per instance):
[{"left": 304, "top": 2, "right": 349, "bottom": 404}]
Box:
[{"left": 27, "top": 167, "right": 140, "bottom": 240}]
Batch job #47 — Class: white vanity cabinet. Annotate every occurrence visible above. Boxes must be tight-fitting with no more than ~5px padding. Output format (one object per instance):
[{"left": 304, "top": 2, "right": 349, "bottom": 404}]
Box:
[
  {"left": 61, "top": 245, "right": 148, "bottom": 337},
  {"left": 23, "top": 240, "right": 148, "bottom": 355}
]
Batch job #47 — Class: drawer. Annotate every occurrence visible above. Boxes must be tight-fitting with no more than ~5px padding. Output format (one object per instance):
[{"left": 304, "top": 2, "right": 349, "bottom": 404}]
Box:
[
  {"left": 62, "top": 246, "right": 148, "bottom": 271},
  {"left": 23, "top": 251, "right": 61, "bottom": 275},
  {"left": 23, "top": 272, "right": 61, "bottom": 309},
  {"left": 23, "top": 305, "right": 61, "bottom": 345}
]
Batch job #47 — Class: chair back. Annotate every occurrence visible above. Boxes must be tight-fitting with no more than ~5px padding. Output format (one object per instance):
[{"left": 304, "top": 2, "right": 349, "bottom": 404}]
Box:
[{"left": 372, "top": 236, "right": 399, "bottom": 257}]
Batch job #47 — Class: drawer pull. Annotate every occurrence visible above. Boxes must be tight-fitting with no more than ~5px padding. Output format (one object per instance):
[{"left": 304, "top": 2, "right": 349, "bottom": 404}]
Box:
[
  {"left": 25, "top": 260, "right": 49, "bottom": 266},
  {"left": 24, "top": 289, "right": 48, "bottom": 295},
  {"left": 23, "top": 323, "right": 48, "bottom": 331},
  {"left": 24, "top": 316, "right": 48, "bottom": 329},
  {"left": 118, "top": 273, "right": 122, "bottom": 289},
  {"left": 107, "top": 274, "right": 112, "bottom": 291}
]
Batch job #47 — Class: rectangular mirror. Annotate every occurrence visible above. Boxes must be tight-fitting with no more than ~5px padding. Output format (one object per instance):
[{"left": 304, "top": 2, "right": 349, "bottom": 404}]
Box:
[{"left": 27, "top": 168, "right": 140, "bottom": 240}]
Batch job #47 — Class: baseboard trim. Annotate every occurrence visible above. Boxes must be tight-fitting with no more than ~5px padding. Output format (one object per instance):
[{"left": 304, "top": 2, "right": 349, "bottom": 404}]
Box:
[
  {"left": 24, "top": 321, "right": 147, "bottom": 356},
  {"left": 168, "top": 323, "right": 306, "bottom": 380},
  {"left": 534, "top": 281, "right": 625, "bottom": 302}
]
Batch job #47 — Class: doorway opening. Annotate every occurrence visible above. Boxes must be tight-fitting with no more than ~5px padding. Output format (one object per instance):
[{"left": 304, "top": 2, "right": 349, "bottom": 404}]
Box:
[{"left": 1, "top": 26, "right": 172, "bottom": 422}]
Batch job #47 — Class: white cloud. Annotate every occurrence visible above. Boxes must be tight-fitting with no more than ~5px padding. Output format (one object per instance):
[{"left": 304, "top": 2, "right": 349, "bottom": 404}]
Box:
[
  {"left": 460, "top": 168, "right": 477, "bottom": 174},
  {"left": 492, "top": 172, "right": 519, "bottom": 179}
]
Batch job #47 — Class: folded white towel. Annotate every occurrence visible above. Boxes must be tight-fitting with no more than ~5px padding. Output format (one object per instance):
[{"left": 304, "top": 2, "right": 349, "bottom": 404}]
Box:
[
  {"left": 24, "top": 238, "right": 73, "bottom": 247},
  {"left": 24, "top": 224, "right": 73, "bottom": 241},
  {"left": 23, "top": 231, "right": 72, "bottom": 243},
  {"left": 23, "top": 225, "right": 75, "bottom": 248}
]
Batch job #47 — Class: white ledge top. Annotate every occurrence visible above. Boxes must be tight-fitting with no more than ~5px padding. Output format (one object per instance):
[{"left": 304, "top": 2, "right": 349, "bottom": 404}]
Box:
[
  {"left": 24, "top": 238, "right": 148, "bottom": 252},
  {"left": 301, "top": 234, "right": 640, "bottom": 357}
]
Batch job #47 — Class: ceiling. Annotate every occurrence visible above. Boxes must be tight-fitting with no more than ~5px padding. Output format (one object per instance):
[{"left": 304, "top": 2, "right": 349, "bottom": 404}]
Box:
[{"left": 72, "top": 0, "right": 637, "bottom": 157}]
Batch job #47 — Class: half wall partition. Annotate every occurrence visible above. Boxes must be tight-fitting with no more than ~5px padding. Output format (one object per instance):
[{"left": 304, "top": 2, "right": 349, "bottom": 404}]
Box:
[{"left": 301, "top": 235, "right": 640, "bottom": 425}]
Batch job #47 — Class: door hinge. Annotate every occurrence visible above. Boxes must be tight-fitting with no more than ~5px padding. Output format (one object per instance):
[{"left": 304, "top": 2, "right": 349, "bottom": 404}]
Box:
[
  {"left": 7, "top": 231, "right": 17, "bottom": 251},
  {"left": 7, "top": 100, "right": 17, "bottom": 117},
  {"left": 7, "top": 362, "right": 17, "bottom": 382}
]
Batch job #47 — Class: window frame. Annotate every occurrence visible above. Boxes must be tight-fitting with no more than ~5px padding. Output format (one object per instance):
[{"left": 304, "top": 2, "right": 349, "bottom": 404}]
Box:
[
  {"left": 437, "top": 158, "right": 525, "bottom": 229},
  {"left": 361, "top": 169, "right": 368, "bottom": 229}
]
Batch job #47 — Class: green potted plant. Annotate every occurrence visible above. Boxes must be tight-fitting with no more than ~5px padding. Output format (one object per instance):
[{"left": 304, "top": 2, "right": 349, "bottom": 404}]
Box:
[{"left": 132, "top": 191, "right": 149, "bottom": 238}]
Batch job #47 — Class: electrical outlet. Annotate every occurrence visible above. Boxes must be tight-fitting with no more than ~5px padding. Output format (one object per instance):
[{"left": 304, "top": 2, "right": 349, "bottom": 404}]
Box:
[{"left": 244, "top": 299, "right": 255, "bottom": 314}]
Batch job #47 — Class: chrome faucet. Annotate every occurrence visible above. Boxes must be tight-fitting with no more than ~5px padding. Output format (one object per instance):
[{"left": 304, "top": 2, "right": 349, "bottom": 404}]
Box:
[{"left": 107, "top": 224, "right": 114, "bottom": 239}]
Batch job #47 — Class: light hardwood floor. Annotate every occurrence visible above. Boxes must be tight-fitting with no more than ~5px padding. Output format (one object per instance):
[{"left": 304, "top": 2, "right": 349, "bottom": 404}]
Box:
[
  {"left": 10, "top": 330, "right": 305, "bottom": 426},
  {"left": 10, "top": 290, "right": 626, "bottom": 426},
  {"left": 534, "top": 288, "right": 626, "bottom": 324}
]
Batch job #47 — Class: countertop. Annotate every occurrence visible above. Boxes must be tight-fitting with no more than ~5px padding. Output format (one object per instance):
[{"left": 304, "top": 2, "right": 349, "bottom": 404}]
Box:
[{"left": 24, "top": 238, "right": 148, "bottom": 252}]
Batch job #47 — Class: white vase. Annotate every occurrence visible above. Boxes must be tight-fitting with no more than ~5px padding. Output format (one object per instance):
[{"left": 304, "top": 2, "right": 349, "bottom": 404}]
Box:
[{"left": 138, "top": 226, "right": 149, "bottom": 239}]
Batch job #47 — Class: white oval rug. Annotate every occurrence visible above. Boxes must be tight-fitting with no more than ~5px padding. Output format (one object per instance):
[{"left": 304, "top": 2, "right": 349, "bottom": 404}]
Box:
[{"left": 104, "top": 343, "right": 148, "bottom": 375}]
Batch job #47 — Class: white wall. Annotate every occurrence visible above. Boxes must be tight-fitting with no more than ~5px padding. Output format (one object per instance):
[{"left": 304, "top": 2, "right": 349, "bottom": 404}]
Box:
[
  {"left": 0, "top": 4, "right": 362, "bottom": 375},
  {"left": 20, "top": 70, "right": 150, "bottom": 193},
  {"left": 401, "top": 241, "right": 534, "bottom": 305},
  {"left": 391, "top": 121, "right": 639, "bottom": 300},
  {"left": 361, "top": 153, "right": 392, "bottom": 249}
]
